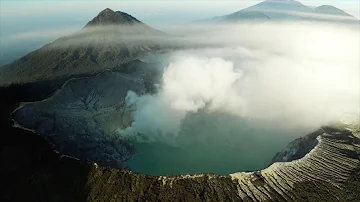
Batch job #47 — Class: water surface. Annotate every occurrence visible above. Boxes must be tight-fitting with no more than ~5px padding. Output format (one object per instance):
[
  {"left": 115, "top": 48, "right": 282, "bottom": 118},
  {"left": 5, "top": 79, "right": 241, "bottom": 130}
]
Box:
[{"left": 127, "top": 112, "right": 299, "bottom": 176}]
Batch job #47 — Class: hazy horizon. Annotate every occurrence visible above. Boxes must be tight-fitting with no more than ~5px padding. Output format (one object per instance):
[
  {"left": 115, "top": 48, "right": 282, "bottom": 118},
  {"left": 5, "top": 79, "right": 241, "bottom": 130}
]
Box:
[{"left": 0, "top": 0, "right": 359, "bottom": 65}]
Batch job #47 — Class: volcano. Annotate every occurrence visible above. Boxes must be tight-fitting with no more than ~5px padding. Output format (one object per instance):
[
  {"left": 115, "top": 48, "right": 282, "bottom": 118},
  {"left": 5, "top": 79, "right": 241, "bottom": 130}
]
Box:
[
  {"left": 1, "top": 1, "right": 359, "bottom": 202},
  {"left": 0, "top": 8, "right": 163, "bottom": 86}
]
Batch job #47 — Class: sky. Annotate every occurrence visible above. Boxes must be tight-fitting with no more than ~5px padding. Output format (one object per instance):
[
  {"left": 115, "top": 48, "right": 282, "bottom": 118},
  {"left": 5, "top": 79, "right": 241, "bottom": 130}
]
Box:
[{"left": 0, "top": 0, "right": 359, "bottom": 65}]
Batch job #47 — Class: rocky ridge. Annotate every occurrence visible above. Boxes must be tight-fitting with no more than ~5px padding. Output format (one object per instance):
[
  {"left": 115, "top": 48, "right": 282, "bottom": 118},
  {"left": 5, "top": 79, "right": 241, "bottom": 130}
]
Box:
[
  {"left": 2, "top": 77, "right": 359, "bottom": 201},
  {"left": 85, "top": 8, "right": 143, "bottom": 27},
  {"left": 2, "top": 116, "right": 359, "bottom": 201}
]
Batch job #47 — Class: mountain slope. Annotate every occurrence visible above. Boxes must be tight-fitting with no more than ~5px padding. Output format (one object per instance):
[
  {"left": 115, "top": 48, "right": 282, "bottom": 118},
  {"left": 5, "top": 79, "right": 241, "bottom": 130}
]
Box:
[
  {"left": 219, "top": 11, "right": 270, "bottom": 22},
  {"left": 243, "top": 0, "right": 312, "bottom": 19},
  {"left": 314, "top": 5, "right": 354, "bottom": 17},
  {"left": 0, "top": 8, "right": 163, "bottom": 86},
  {"left": 209, "top": 0, "right": 357, "bottom": 23}
]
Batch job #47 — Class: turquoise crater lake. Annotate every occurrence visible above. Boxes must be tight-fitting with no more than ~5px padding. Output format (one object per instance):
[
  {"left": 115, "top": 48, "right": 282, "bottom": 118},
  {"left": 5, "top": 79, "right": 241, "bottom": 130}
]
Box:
[{"left": 126, "top": 112, "right": 301, "bottom": 176}]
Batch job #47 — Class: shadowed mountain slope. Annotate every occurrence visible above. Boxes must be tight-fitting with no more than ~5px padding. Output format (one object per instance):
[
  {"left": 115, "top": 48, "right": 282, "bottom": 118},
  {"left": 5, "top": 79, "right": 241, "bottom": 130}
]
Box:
[{"left": 0, "top": 8, "right": 164, "bottom": 86}]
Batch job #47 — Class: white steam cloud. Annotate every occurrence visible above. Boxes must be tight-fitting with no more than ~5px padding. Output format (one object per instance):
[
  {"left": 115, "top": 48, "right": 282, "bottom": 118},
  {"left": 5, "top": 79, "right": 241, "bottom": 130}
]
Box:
[{"left": 120, "top": 22, "right": 360, "bottom": 143}]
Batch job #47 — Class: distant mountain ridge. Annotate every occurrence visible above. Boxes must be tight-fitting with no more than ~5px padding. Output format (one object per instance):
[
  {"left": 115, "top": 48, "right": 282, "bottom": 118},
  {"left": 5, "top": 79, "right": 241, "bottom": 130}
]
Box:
[
  {"left": 314, "top": 5, "right": 354, "bottom": 17},
  {"left": 244, "top": 0, "right": 312, "bottom": 19},
  {"left": 210, "top": 0, "right": 357, "bottom": 23}
]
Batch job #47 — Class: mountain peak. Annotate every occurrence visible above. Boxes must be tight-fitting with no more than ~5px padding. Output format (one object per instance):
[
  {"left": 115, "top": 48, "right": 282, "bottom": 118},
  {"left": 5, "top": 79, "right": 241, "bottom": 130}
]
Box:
[
  {"left": 244, "top": 0, "right": 312, "bottom": 18},
  {"left": 314, "top": 5, "right": 353, "bottom": 17},
  {"left": 264, "top": 0, "right": 303, "bottom": 5},
  {"left": 317, "top": 5, "right": 339, "bottom": 9},
  {"left": 100, "top": 8, "right": 115, "bottom": 14},
  {"left": 84, "top": 8, "right": 142, "bottom": 27}
]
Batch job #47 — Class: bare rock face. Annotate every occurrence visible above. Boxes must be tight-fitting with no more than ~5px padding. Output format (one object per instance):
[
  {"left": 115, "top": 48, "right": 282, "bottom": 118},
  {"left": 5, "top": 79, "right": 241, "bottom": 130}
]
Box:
[
  {"left": 7, "top": 62, "right": 360, "bottom": 201},
  {"left": 271, "top": 128, "right": 321, "bottom": 163},
  {"left": 11, "top": 72, "right": 146, "bottom": 168},
  {"left": 86, "top": 126, "right": 359, "bottom": 201},
  {"left": 227, "top": 126, "right": 359, "bottom": 201},
  {"left": 7, "top": 69, "right": 360, "bottom": 201},
  {"left": 2, "top": 121, "right": 359, "bottom": 201},
  {"left": 85, "top": 8, "right": 142, "bottom": 27}
]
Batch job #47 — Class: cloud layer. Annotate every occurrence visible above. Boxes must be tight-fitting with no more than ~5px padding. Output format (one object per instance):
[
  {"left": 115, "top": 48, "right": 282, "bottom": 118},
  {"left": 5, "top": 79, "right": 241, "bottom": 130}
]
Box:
[{"left": 119, "top": 21, "right": 359, "bottom": 143}]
